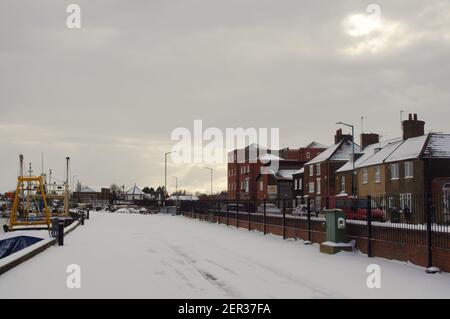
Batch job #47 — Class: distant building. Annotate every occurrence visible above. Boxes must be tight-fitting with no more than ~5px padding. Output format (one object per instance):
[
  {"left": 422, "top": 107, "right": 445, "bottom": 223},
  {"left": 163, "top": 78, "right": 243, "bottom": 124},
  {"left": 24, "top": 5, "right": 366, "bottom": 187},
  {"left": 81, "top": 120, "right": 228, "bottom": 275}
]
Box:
[
  {"left": 227, "top": 142, "right": 326, "bottom": 201},
  {"left": 125, "top": 185, "right": 145, "bottom": 201}
]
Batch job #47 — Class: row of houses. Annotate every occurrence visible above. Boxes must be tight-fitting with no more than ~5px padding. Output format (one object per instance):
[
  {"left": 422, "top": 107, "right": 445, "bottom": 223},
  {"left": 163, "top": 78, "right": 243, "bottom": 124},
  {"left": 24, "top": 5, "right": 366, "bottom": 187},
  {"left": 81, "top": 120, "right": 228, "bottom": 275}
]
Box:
[{"left": 227, "top": 113, "right": 450, "bottom": 212}]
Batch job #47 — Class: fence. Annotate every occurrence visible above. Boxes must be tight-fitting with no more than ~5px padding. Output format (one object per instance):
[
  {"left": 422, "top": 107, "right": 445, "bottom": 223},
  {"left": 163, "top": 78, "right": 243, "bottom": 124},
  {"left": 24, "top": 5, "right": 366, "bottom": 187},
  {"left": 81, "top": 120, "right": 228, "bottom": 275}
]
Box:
[{"left": 178, "top": 193, "right": 450, "bottom": 272}]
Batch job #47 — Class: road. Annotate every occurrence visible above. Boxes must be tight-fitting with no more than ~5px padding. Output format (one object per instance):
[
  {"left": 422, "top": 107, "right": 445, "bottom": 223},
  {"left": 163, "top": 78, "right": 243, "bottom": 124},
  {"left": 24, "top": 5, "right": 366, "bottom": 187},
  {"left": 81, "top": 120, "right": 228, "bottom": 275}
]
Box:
[{"left": 1, "top": 212, "right": 449, "bottom": 298}]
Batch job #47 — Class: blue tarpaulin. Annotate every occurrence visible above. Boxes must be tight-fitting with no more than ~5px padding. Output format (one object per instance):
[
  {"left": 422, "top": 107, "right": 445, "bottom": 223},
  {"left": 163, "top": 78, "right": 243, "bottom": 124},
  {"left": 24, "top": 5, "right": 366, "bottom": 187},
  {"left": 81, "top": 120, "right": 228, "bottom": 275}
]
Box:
[{"left": 0, "top": 236, "right": 43, "bottom": 259}]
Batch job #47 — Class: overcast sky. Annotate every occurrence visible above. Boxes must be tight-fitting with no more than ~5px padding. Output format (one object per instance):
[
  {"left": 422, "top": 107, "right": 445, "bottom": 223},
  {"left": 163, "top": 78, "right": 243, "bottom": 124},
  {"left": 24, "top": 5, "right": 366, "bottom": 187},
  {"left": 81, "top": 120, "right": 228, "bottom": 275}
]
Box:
[{"left": 0, "top": 0, "right": 449, "bottom": 193}]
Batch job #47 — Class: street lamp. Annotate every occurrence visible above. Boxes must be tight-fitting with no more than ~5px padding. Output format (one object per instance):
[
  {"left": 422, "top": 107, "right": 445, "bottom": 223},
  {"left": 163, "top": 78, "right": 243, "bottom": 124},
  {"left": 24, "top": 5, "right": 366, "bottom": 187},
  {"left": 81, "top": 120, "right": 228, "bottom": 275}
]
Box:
[
  {"left": 336, "top": 121, "right": 356, "bottom": 197},
  {"left": 204, "top": 167, "right": 213, "bottom": 196}
]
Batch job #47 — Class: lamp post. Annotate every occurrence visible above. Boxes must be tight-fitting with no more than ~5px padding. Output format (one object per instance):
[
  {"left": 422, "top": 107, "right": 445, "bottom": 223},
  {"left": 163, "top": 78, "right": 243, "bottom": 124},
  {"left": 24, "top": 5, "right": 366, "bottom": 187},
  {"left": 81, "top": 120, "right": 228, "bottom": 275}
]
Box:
[
  {"left": 336, "top": 121, "right": 356, "bottom": 196},
  {"left": 204, "top": 167, "right": 213, "bottom": 196}
]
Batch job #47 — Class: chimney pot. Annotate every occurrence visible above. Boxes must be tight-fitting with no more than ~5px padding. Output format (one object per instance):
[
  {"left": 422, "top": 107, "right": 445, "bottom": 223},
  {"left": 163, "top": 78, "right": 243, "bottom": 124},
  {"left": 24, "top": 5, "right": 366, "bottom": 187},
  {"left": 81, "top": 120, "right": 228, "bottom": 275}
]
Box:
[
  {"left": 408, "top": 113, "right": 412, "bottom": 120},
  {"left": 414, "top": 113, "right": 418, "bottom": 120}
]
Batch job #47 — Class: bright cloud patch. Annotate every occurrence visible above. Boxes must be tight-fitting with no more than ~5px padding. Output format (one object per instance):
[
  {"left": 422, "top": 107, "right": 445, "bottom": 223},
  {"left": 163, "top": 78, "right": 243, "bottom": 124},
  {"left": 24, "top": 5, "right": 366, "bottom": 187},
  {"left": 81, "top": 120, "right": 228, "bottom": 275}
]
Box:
[{"left": 342, "top": 8, "right": 406, "bottom": 56}]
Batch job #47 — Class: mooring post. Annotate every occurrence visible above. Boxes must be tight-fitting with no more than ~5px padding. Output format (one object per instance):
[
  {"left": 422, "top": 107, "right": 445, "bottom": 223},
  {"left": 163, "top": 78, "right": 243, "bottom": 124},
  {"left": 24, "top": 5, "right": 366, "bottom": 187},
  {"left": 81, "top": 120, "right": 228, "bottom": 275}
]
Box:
[{"left": 58, "top": 218, "right": 64, "bottom": 246}]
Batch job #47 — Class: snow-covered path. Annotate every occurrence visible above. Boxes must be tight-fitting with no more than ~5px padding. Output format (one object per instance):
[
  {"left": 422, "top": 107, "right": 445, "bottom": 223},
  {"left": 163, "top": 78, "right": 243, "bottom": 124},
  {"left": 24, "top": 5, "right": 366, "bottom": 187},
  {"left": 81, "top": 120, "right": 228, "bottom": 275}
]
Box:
[{"left": 1, "top": 212, "right": 450, "bottom": 298}]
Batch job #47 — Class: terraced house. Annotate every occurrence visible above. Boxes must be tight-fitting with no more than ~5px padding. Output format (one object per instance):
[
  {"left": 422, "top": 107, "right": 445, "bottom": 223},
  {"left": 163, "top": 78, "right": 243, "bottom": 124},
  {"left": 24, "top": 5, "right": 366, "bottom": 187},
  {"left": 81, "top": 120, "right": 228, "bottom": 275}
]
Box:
[{"left": 337, "top": 114, "right": 450, "bottom": 223}]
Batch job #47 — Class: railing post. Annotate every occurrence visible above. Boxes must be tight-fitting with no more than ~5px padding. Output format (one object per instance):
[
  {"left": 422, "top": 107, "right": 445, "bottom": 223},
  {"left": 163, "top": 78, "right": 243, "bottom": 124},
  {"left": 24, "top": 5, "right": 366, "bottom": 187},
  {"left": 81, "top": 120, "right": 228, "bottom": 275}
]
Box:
[
  {"left": 236, "top": 198, "right": 239, "bottom": 229},
  {"left": 426, "top": 193, "right": 436, "bottom": 273},
  {"left": 248, "top": 199, "right": 251, "bottom": 231},
  {"left": 263, "top": 199, "right": 267, "bottom": 235},
  {"left": 367, "top": 195, "right": 373, "bottom": 258},
  {"left": 217, "top": 200, "right": 220, "bottom": 224},
  {"left": 283, "top": 199, "right": 286, "bottom": 240},
  {"left": 306, "top": 197, "right": 312, "bottom": 244},
  {"left": 226, "top": 200, "right": 229, "bottom": 226}
]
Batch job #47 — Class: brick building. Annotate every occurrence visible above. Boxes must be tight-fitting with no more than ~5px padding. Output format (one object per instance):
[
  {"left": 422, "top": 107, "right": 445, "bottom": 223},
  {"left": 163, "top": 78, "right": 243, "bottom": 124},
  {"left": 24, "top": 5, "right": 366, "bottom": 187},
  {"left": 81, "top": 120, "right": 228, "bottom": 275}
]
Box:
[
  {"left": 303, "top": 129, "right": 360, "bottom": 212},
  {"left": 227, "top": 142, "right": 326, "bottom": 201}
]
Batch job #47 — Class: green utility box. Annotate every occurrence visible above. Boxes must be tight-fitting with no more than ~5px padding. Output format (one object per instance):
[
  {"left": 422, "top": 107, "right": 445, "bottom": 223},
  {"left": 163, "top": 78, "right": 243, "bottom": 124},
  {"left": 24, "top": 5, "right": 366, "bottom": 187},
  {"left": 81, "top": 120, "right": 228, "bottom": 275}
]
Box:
[
  {"left": 320, "top": 209, "right": 353, "bottom": 254},
  {"left": 325, "top": 209, "right": 347, "bottom": 243}
]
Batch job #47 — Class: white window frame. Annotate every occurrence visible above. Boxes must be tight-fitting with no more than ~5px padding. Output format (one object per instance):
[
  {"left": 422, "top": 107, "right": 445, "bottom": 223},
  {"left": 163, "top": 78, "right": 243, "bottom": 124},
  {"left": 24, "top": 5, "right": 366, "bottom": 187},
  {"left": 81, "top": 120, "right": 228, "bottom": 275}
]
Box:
[
  {"left": 375, "top": 165, "right": 381, "bottom": 183},
  {"left": 316, "top": 164, "right": 321, "bottom": 176},
  {"left": 316, "top": 178, "right": 321, "bottom": 194},
  {"left": 404, "top": 161, "right": 414, "bottom": 178},
  {"left": 309, "top": 182, "right": 315, "bottom": 194},
  {"left": 362, "top": 168, "right": 368, "bottom": 184},
  {"left": 309, "top": 165, "right": 314, "bottom": 177},
  {"left": 259, "top": 180, "right": 264, "bottom": 191},
  {"left": 400, "top": 193, "right": 413, "bottom": 212},
  {"left": 341, "top": 176, "right": 345, "bottom": 192},
  {"left": 391, "top": 163, "right": 400, "bottom": 180},
  {"left": 298, "top": 178, "right": 303, "bottom": 190}
]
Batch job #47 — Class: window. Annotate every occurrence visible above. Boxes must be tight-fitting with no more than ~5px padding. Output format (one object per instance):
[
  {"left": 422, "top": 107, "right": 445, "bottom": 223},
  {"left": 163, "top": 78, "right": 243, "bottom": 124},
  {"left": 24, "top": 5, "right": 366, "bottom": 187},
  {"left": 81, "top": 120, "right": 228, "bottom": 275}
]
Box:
[
  {"left": 375, "top": 166, "right": 381, "bottom": 183},
  {"left": 316, "top": 178, "right": 321, "bottom": 194},
  {"left": 341, "top": 176, "right": 345, "bottom": 192},
  {"left": 259, "top": 181, "right": 264, "bottom": 191},
  {"left": 405, "top": 161, "right": 414, "bottom": 178},
  {"left": 391, "top": 163, "right": 399, "bottom": 180},
  {"left": 316, "top": 164, "right": 321, "bottom": 176},
  {"left": 400, "top": 193, "right": 413, "bottom": 212},
  {"left": 298, "top": 178, "right": 303, "bottom": 190},
  {"left": 245, "top": 179, "right": 249, "bottom": 192},
  {"left": 309, "top": 182, "right": 315, "bottom": 194},
  {"left": 306, "top": 152, "right": 311, "bottom": 160},
  {"left": 309, "top": 165, "right": 314, "bottom": 177},
  {"left": 362, "top": 168, "right": 368, "bottom": 184}
]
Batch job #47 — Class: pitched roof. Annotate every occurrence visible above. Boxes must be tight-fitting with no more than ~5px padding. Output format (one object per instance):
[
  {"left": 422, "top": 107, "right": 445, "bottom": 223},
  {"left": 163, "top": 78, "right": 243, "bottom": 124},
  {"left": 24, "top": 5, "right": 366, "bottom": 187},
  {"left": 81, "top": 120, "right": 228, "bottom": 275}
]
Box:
[
  {"left": 336, "top": 143, "right": 382, "bottom": 173},
  {"left": 257, "top": 153, "right": 284, "bottom": 162},
  {"left": 337, "top": 133, "right": 450, "bottom": 169},
  {"left": 305, "top": 141, "right": 328, "bottom": 149},
  {"left": 423, "top": 134, "right": 450, "bottom": 158},
  {"left": 305, "top": 140, "right": 361, "bottom": 165},
  {"left": 79, "top": 186, "right": 97, "bottom": 193},
  {"left": 126, "top": 185, "right": 145, "bottom": 195}
]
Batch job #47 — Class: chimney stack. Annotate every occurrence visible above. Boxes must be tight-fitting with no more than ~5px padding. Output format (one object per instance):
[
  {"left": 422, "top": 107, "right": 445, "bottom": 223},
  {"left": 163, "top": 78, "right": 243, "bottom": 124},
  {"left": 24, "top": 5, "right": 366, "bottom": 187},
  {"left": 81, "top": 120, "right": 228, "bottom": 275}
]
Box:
[
  {"left": 402, "top": 113, "right": 425, "bottom": 140},
  {"left": 334, "top": 129, "right": 353, "bottom": 144},
  {"left": 360, "top": 133, "right": 380, "bottom": 150}
]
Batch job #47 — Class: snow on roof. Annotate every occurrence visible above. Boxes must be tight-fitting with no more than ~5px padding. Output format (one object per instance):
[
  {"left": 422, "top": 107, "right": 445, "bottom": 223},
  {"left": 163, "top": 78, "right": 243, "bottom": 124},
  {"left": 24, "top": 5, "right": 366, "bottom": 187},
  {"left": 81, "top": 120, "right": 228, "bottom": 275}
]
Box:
[
  {"left": 357, "top": 140, "right": 403, "bottom": 168},
  {"left": 305, "top": 141, "right": 328, "bottom": 149},
  {"left": 257, "top": 153, "right": 284, "bottom": 162},
  {"left": 126, "top": 185, "right": 145, "bottom": 195},
  {"left": 305, "top": 140, "right": 360, "bottom": 165},
  {"left": 337, "top": 143, "right": 388, "bottom": 173},
  {"left": 292, "top": 167, "right": 305, "bottom": 175},
  {"left": 267, "top": 169, "right": 298, "bottom": 180},
  {"left": 80, "top": 187, "right": 97, "bottom": 193},
  {"left": 384, "top": 135, "right": 428, "bottom": 163},
  {"left": 422, "top": 134, "right": 450, "bottom": 158}
]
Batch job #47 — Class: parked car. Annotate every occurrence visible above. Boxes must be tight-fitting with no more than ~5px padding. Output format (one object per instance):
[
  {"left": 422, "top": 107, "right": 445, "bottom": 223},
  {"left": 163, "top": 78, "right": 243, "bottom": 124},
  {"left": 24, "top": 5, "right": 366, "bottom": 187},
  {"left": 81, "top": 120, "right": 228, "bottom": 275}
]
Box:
[
  {"left": 256, "top": 203, "right": 281, "bottom": 214},
  {"left": 330, "top": 196, "right": 385, "bottom": 221},
  {"left": 222, "top": 203, "right": 246, "bottom": 212},
  {"left": 292, "top": 204, "right": 308, "bottom": 216}
]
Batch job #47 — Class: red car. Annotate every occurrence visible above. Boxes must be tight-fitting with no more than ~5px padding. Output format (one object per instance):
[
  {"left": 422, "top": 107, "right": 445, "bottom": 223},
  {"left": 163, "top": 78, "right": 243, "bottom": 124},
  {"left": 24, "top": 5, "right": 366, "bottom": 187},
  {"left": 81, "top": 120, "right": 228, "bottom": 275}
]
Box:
[{"left": 329, "top": 195, "right": 385, "bottom": 221}]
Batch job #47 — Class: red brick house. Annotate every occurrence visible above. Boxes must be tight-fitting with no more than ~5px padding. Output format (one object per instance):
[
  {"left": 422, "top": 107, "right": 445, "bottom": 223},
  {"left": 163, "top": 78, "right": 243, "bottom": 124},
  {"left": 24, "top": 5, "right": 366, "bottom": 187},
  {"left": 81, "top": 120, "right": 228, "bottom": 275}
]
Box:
[{"left": 303, "top": 130, "right": 360, "bottom": 212}]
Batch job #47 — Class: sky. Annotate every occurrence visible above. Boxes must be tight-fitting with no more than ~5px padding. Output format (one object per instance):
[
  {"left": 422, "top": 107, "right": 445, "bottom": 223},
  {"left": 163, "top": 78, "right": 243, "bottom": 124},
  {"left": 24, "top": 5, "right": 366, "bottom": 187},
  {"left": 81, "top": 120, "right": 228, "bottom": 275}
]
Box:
[{"left": 0, "top": 0, "right": 449, "bottom": 193}]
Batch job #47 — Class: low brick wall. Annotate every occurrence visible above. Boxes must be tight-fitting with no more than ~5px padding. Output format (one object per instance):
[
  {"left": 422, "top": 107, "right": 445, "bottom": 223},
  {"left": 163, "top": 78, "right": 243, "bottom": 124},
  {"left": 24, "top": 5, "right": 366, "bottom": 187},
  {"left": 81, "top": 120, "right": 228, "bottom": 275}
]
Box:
[{"left": 182, "top": 211, "right": 450, "bottom": 272}]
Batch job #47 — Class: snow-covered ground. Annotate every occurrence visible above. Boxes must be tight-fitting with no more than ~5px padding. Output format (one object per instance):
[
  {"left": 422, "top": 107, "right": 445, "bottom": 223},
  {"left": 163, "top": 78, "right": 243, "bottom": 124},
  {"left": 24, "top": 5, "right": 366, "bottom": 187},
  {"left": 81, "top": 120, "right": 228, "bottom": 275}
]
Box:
[{"left": 1, "top": 211, "right": 450, "bottom": 298}]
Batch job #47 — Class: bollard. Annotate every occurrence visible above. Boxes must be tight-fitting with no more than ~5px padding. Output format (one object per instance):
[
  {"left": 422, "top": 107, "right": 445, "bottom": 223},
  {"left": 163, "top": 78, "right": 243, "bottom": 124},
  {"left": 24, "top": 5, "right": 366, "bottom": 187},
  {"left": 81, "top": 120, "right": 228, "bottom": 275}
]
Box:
[
  {"left": 87, "top": 209, "right": 90, "bottom": 220},
  {"left": 80, "top": 212, "right": 85, "bottom": 225},
  {"left": 58, "top": 219, "right": 64, "bottom": 246}
]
